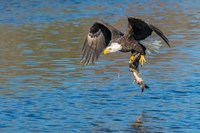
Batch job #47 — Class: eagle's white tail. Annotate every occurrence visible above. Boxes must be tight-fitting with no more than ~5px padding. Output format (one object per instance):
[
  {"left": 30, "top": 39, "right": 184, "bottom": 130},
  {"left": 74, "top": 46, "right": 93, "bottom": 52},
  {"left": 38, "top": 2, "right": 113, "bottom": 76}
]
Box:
[{"left": 141, "top": 39, "right": 162, "bottom": 55}]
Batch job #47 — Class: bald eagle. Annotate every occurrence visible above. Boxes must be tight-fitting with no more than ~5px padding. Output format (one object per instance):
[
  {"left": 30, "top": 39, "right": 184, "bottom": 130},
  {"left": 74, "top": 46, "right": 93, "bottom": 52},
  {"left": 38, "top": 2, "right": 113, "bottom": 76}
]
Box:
[{"left": 81, "top": 17, "right": 170, "bottom": 66}]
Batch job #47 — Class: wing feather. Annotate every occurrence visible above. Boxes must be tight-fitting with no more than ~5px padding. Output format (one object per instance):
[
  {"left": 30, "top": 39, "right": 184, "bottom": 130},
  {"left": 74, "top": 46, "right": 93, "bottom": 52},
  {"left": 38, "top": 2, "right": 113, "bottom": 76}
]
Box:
[
  {"left": 148, "top": 24, "right": 170, "bottom": 46},
  {"left": 126, "top": 17, "right": 170, "bottom": 46},
  {"left": 81, "top": 21, "right": 123, "bottom": 65}
]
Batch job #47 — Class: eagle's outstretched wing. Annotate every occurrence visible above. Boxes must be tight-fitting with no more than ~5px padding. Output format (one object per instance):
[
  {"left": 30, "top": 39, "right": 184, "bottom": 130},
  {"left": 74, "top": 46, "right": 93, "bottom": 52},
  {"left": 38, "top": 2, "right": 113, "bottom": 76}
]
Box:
[
  {"left": 126, "top": 17, "right": 170, "bottom": 46},
  {"left": 81, "top": 20, "right": 123, "bottom": 65}
]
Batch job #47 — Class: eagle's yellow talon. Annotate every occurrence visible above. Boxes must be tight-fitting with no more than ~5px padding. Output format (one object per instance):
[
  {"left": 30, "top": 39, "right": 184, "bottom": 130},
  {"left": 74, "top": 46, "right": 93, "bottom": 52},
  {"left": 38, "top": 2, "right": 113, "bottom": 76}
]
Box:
[
  {"left": 139, "top": 55, "right": 146, "bottom": 66},
  {"left": 129, "top": 55, "right": 135, "bottom": 63}
]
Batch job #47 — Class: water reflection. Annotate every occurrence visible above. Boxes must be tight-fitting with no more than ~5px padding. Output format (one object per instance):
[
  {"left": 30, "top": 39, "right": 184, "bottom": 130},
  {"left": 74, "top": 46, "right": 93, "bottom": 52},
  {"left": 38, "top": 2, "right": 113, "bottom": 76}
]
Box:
[
  {"left": 0, "top": 0, "right": 200, "bottom": 132},
  {"left": 132, "top": 114, "right": 146, "bottom": 133}
]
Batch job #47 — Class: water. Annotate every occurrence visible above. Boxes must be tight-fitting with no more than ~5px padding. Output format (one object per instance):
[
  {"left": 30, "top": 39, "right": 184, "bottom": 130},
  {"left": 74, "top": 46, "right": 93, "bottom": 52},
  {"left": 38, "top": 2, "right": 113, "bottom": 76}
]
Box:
[{"left": 0, "top": 0, "right": 200, "bottom": 132}]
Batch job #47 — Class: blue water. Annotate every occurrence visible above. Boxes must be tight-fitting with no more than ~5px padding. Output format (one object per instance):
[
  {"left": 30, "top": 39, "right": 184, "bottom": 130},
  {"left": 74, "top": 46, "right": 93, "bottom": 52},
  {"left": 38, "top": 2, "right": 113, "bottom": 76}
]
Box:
[{"left": 0, "top": 0, "right": 200, "bottom": 132}]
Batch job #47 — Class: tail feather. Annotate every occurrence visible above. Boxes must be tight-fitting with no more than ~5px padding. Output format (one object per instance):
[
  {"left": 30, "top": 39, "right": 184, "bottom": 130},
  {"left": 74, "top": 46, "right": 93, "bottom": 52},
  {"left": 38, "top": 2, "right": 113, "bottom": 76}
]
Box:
[{"left": 141, "top": 40, "right": 162, "bottom": 55}]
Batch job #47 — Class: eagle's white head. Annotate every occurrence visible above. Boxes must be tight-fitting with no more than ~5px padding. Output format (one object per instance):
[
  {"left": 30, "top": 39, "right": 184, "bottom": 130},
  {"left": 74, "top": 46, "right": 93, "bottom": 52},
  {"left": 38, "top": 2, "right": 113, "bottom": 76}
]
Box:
[{"left": 103, "top": 43, "right": 122, "bottom": 54}]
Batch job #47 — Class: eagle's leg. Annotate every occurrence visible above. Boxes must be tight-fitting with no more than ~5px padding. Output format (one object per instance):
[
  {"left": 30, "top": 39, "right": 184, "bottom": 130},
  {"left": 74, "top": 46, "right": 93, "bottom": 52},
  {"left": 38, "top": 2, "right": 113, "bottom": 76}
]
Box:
[
  {"left": 129, "top": 53, "right": 147, "bottom": 66},
  {"left": 129, "top": 54, "right": 135, "bottom": 64},
  {"left": 139, "top": 55, "right": 146, "bottom": 66}
]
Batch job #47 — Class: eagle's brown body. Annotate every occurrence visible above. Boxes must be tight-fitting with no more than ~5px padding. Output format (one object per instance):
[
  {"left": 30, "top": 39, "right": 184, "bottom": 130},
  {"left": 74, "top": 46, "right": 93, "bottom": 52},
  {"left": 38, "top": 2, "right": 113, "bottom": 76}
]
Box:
[{"left": 117, "top": 37, "right": 145, "bottom": 54}]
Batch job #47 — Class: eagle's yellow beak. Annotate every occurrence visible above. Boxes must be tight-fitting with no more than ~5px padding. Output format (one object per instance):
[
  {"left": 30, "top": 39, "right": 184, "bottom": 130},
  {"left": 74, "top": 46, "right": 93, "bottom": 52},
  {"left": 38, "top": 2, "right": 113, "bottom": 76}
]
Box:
[{"left": 103, "top": 48, "right": 111, "bottom": 54}]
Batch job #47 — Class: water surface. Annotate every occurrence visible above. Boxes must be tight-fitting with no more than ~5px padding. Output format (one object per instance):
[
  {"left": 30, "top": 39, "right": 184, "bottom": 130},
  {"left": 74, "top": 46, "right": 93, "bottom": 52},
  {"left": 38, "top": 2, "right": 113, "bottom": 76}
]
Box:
[{"left": 0, "top": 0, "right": 200, "bottom": 132}]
